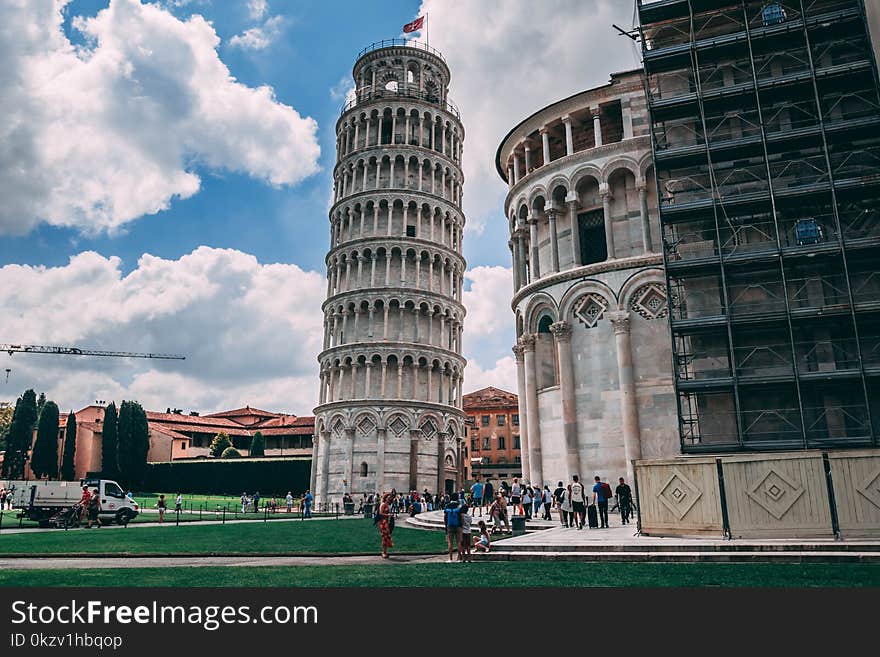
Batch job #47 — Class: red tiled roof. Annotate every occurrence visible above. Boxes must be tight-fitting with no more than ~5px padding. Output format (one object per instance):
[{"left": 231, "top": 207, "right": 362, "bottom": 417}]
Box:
[
  {"left": 150, "top": 421, "right": 251, "bottom": 437},
  {"left": 254, "top": 414, "right": 312, "bottom": 429},
  {"left": 145, "top": 411, "right": 242, "bottom": 429},
  {"left": 206, "top": 406, "right": 279, "bottom": 419},
  {"left": 150, "top": 424, "right": 190, "bottom": 441},
  {"left": 256, "top": 426, "right": 315, "bottom": 437}
]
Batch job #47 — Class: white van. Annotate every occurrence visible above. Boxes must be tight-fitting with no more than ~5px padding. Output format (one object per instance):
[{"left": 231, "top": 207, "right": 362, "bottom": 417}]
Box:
[{"left": 1, "top": 478, "right": 139, "bottom": 527}]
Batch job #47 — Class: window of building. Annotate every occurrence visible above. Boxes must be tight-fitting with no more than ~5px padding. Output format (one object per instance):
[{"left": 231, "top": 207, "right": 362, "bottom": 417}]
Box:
[
  {"left": 482, "top": 437, "right": 490, "bottom": 450},
  {"left": 579, "top": 210, "right": 608, "bottom": 265},
  {"left": 514, "top": 456, "right": 521, "bottom": 463},
  {"left": 513, "top": 435, "right": 520, "bottom": 449},
  {"left": 468, "top": 415, "right": 475, "bottom": 425},
  {"left": 181, "top": 442, "right": 187, "bottom": 450},
  {"left": 406, "top": 225, "right": 416, "bottom": 237},
  {"left": 512, "top": 414, "right": 519, "bottom": 426},
  {"left": 471, "top": 438, "right": 478, "bottom": 451},
  {"left": 496, "top": 414, "right": 505, "bottom": 426},
  {"left": 360, "top": 462, "right": 368, "bottom": 477},
  {"left": 481, "top": 415, "right": 490, "bottom": 427},
  {"left": 497, "top": 436, "right": 506, "bottom": 450}
]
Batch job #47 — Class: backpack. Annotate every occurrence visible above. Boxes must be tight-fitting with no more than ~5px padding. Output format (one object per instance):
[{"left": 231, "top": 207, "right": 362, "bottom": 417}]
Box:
[
  {"left": 445, "top": 503, "right": 461, "bottom": 528},
  {"left": 601, "top": 482, "right": 613, "bottom": 500}
]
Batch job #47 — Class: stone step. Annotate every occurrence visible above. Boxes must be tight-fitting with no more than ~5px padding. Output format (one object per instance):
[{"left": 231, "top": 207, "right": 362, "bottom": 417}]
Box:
[
  {"left": 492, "top": 541, "right": 880, "bottom": 553},
  {"left": 475, "top": 550, "right": 880, "bottom": 563},
  {"left": 405, "top": 514, "right": 554, "bottom": 533}
]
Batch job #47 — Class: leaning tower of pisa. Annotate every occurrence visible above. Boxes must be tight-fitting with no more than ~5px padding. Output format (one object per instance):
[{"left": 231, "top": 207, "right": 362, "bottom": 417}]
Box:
[{"left": 311, "top": 40, "right": 467, "bottom": 506}]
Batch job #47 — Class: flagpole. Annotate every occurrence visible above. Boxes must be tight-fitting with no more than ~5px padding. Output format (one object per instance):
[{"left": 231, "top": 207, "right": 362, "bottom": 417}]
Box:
[{"left": 426, "top": 13, "right": 429, "bottom": 47}]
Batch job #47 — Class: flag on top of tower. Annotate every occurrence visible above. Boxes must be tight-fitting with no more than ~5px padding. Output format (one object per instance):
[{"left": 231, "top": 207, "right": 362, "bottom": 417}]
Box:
[{"left": 403, "top": 16, "right": 424, "bottom": 33}]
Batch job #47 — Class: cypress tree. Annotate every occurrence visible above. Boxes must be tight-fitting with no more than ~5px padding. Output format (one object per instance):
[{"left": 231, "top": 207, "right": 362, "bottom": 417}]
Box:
[
  {"left": 116, "top": 400, "right": 134, "bottom": 487},
  {"left": 250, "top": 431, "right": 265, "bottom": 457},
  {"left": 1, "top": 389, "right": 38, "bottom": 480},
  {"left": 101, "top": 402, "right": 118, "bottom": 478},
  {"left": 130, "top": 402, "right": 150, "bottom": 486},
  {"left": 31, "top": 400, "right": 60, "bottom": 479},
  {"left": 61, "top": 410, "right": 77, "bottom": 481}
]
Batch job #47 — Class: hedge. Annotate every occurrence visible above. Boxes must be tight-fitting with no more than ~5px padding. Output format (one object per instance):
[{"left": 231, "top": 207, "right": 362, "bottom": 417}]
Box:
[{"left": 142, "top": 457, "right": 311, "bottom": 495}]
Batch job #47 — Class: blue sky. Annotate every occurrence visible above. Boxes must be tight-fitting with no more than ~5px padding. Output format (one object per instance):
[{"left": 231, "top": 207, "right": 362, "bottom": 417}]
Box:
[{"left": 0, "top": 0, "right": 635, "bottom": 413}]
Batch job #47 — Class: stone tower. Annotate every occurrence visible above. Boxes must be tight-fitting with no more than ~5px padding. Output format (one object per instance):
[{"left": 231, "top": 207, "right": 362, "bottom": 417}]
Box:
[{"left": 311, "top": 40, "right": 467, "bottom": 506}]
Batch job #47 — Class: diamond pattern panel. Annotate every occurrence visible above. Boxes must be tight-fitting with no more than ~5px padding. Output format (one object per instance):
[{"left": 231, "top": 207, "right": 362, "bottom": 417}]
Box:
[
  {"left": 573, "top": 293, "right": 608, "bottom": 329},
  {"left": 388, "top": 416, "right": 408, "bottom": 437},
  {"left": 631, "top": 283, "right": 669, "bottom": 320},
  {"left": 657, "top": 469, "right": 702, "bottom": 520},
  {"left": 746, "top": 468, "right": 804, "bottom": 520},
  {"left": 856, "top": 468, "right": 880, "bottom": 510}
]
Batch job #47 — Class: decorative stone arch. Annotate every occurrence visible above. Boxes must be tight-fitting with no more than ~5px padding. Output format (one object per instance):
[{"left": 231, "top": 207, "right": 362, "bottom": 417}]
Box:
[
  {"left": 416, "top": 412, "right": 441, "bottom": 441},
  {"left": 443, "top": 449, "right": 457, "bottom": 470},
  {"left": 353, "top": 409, "right": 380, "bottom": 436},
  {"left": 619, "top": 268, "right": 669, "bottom": 319},
  {"left": 327, "top": 412, "right": 349, "bottom": 437},
  {"left": 569, "top": 165, "right": 604, "bottom": 192},
  {"left": 602, "top": 157, "right": 641, "bottom": 183},
  {"left": 527, "top": 185, "right": 548, "bottom": 209},
  {"left": 524, "top": 292, "right": 559, "bottom": 333},
  {"left": 637, "top": 152, "right": 654, "bottom": 180},
  {"left": 559, "top": 280, "right": 616, "bottom": 329}
]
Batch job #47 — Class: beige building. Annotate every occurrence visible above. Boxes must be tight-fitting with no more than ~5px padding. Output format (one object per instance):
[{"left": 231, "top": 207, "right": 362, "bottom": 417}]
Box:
[
  {"left": 463, "top": 387, "right": 522, "bottom": 484},
  {"left": 497, "top": 69, "right": 679, "bottom": 486}
]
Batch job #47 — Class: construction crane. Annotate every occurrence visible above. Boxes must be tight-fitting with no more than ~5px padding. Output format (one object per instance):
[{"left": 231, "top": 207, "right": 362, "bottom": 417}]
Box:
[{"left": 1, "top": 344, "right": 185, "bottom": 360}]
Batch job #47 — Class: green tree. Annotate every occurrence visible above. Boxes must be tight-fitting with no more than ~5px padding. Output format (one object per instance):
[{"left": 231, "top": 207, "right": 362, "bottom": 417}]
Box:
[
  {"left": 0, "top": 402, "right": 14, "bottom": 452},
  {"left": 116, "top": 400, "right": 134, "bottom": 486},
  {"left": 250, "top": 431, "right": 265, "bottom": 457},
  {"left": 221, "top": 446, "right": 241, "bottom": 459},
  {"left": 61, "top": 410, "right": 77, "bottom": 481},
  {"left": 101, "top": 402, "right": 118, "bottom": 478},
  {"left": 130, "top": 402, "right": 150, "bottom": 486},
  {"left": 210, "top": 431, "right": 232, "bottom": 458},
  {"left": 31, "top": 400, "right": 60, "bottom": 479},
  {"left": 1, "top": 389, "right": 38, "bottom": 479}
]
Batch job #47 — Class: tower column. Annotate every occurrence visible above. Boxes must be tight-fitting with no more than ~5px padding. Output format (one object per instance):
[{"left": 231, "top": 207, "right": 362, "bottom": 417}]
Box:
[
  {"left": 550, "top": 321, "right": 581, "bottom": 480},
  {"left": 512, "top": 343, "right": 531, "bottom": 483},
  {"left": 608, "top": 311, "right": 641, "bottom": 482},
  {"left": 521, "top": 334, "right": 542, "bottom": 484}
]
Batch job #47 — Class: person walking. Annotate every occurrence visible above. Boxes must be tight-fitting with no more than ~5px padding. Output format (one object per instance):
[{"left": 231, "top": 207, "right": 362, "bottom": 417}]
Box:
[
  {"left": 521, "top": 486, "right": 532, "bottom": 520},
  {"left": 510, "top": 478, "right": 523, "bottom": 515},
  {"left": 553, "top": 481, "right": 567, "bottom": 526},
  {"left": 377, "top": 493, "right": 394, "bottom": 559},
  {"left": 570, "top": 475, "right": 586, "bottom": 530},
  {"left": 252, "top": 491, "right": 261, "bottom": 513},
  {"left": 470, "top": 478, "right": 484, "bottom": 517},
  {"left": 156, "top": 494, "right": 166, "bottom": 523},
  {"left": 443, "top": 493, "right": 462, "bottom": 562},
  {"left": 78, "top": 485, "right": 91, "bottom": 521},
  {"left": 87, "top": 488, "right": 103, "bottom": 528},
  {"left": 483, "top": 480, "right": 494, "bottom": 512},
  {"left": 459, "top": 503, "right": 473, "bottom": 563},
  {"left": 616, "top": 477, "right": 633, "bottom": 525},
  {"left": 533, "top": 485, "right": 543, "bottom": 519},
  {"left": 542, "top": 485, "right": 553, "bottom": 520},
  {"left": 286, "top": 491, "right": 294, "bottom": 513},
  {"left": 592, "top": 476, "right": 611, "bottom": 528},
  {"left": 175, "top": 493, "right": 183, "bottom": 514},
  {"left": 303, "top": 490, "right": 313, "bottom": 518},
  {"left": 240, "top": 492, "right": 248, "bottom": 514}
]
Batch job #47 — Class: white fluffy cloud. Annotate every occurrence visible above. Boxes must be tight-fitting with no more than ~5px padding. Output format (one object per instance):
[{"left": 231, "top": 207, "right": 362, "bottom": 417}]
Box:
[
  {"left": 246, "top": 0, "right": 268, "bottom": 21},
  {"left": 461, "top": 266, "right": 517, "bottom": 394},
  {"left": 0, "top": 0, "right": 319, "bottom": 236},
  {"left": 0, "top": 247, "right": 326, "bottom": 413},
  {"left": 411, "top": 1, "right": 639, "bottom": 233},
  {"left": 229, "top": 14, "right": 285, "bottom": 51}
]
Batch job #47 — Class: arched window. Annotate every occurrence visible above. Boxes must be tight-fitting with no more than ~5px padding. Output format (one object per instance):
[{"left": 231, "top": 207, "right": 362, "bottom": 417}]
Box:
[
  {"left": 536, "top": 313, "right": 559, "bottom": 389},
  {"left": 360, "top": 462, "right": 368, "bottom": 477}
]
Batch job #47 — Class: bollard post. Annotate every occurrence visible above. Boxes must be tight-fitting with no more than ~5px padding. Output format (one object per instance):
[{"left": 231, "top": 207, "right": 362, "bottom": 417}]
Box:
[
  {"left": 223, "top": 507, "right": 226, "bottom": 524},
  {"left": 335, "top": 502, "right": 339, "bottom": 520},
  {"left": 0, "top": 510, "right": 3, "bottom": 534},
  {"left": 176, "top": 508, "right": 180, "bottom": 527},
  {"left": 264, "top": 506, "right": 268, "bottom": 523}
]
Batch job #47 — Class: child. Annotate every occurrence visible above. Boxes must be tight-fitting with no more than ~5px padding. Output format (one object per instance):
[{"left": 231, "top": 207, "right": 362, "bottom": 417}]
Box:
[
  {"left": 473, "top": 521, "right": 491, "bottom": 553},
  {"left": 459, "top": 503, "right": 473, "bottom": 563}
]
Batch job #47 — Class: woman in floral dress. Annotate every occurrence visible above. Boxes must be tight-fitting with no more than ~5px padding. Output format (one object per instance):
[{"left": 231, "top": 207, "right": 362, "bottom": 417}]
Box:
[{"left": 378, "top": 493, "right": 394, "bottom": 558}]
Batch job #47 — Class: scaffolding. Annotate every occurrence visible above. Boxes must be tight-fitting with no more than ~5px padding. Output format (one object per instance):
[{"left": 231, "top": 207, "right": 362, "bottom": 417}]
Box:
[{"left": 639, "top": 0, "right": 880, "bottom": 450}]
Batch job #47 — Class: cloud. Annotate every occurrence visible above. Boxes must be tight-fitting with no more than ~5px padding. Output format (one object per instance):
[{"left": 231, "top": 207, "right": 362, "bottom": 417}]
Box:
[
  {"left": 246, "top": 0, "right": 268, "bottom": 21},
  {"left": 409, "top": 1, "right": 639, "bottom": 234},
  {"left": 229, "top": 14, "right": 285, "bottom": 51},
  {"left": 461, "top": 266, "right": 517, "bottom": 393},
  {"left": 0, "top": 247, "right": 326, "bottom": 414},
  {"left": 0, "top": 0, "right": 319, "bottom": 236}
]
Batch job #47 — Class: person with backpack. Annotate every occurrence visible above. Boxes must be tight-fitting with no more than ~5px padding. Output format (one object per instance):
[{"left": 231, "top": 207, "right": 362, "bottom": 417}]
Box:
[
  {"left": 553, "top": 481, "right": 567, "bottom": 526},
  {"left": 592, "top": 476, "right": 613, "bottom": 528},
  {"left": 570, "top": 475, "right": 587, "bottom": 530},
  {"left": 444, "top": 493, "right": 462, "bottom": 562},
  {"left": 510, "top": 478, "right": 523, "bottom": 515},
  {"left": 616, "top": 477, "right": 633, "bottom": 525}
]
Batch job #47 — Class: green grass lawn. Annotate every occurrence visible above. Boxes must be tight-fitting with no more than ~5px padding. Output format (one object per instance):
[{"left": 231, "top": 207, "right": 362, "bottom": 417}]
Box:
[
  {"left": 0, "top": 562, "right": 876, "bottom": 587},
  {"left": 0, "top": 519, "right": 444, "bottom": 556}
]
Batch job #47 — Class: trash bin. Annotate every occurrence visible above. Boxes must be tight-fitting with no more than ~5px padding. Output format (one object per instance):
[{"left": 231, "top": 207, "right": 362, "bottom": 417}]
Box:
[
  {"left": 363, "top": 503, "right": 373, "bottom": 518},
  {"left": 511, "top": 515, "right": 527, "bottom": 536},
  {"left": 344, "top": 502, "right": 355, "bottom": 516}
]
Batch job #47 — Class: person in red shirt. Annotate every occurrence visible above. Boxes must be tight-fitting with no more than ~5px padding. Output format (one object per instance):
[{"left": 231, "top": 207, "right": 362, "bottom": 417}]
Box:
[{"left": 79, "top": 485, "right": 91, "bottom": 521}]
